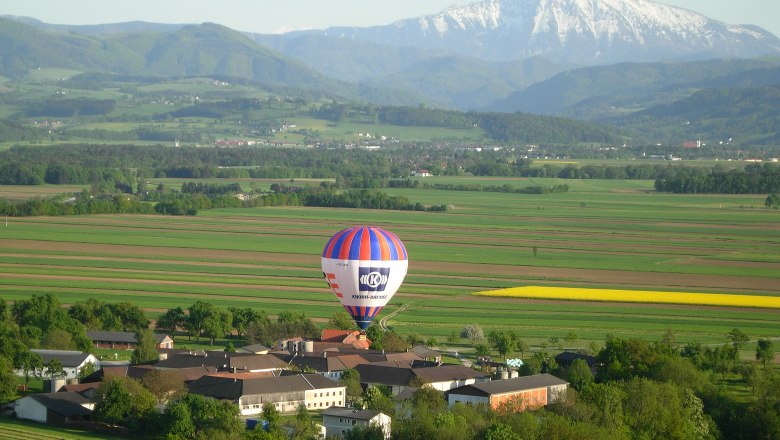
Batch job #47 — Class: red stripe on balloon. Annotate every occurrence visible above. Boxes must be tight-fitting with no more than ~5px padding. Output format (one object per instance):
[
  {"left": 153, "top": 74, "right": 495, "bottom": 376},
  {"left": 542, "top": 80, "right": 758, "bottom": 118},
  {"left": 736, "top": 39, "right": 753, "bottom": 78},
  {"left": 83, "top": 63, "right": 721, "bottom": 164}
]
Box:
[{"left": 359, "top": 228, "right": 371, "bottom": 260}]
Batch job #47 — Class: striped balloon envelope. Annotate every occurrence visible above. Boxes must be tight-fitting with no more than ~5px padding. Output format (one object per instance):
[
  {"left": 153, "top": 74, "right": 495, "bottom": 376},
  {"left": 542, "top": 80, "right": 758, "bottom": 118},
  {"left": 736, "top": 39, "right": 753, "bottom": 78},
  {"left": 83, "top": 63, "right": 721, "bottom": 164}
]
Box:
[{"left": 321, "top": 226, "right": 408, "bottom": 330}]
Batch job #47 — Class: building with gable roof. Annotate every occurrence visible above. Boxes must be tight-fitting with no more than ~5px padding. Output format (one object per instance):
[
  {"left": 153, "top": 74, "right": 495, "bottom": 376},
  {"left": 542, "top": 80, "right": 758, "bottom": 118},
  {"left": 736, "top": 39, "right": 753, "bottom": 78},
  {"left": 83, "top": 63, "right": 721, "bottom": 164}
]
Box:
[
  {"left": 187, "top": 373, "right": 346, "bottom": 415},
  {"left": 446, "top": 373, "right": 569, "bottom": 412},
  {"left": 355, "top": 363, "right": 489, "bottom": 395},
  {"left": 28, "top": 349, "right": 99, "bottom": 381},
  {"left": 322, "top": 407, "right": 391, "bottom": 439},
  {"left": 14, "top": 391, "right": 94, "bottom": 424}
]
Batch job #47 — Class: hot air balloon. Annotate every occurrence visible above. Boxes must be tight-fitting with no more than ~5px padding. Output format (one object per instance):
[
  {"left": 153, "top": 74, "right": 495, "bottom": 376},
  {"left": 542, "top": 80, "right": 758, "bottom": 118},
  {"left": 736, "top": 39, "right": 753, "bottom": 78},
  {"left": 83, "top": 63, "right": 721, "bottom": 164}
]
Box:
[{"left": 321, "top": 226, "right": 408, "bottom": 330}]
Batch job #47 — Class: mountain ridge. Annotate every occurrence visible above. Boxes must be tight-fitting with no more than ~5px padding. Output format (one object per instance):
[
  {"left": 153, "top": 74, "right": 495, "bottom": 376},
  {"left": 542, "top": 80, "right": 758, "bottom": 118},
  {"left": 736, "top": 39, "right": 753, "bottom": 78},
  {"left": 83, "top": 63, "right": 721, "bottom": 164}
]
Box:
[{"left": 306, "top": 0, "right": 780, "bottom": 64}]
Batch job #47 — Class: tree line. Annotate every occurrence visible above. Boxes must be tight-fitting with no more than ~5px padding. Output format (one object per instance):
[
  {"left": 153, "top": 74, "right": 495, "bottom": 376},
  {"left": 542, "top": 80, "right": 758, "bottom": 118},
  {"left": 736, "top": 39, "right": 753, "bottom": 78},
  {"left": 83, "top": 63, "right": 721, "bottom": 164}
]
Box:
[
  {"left": 654, "top": 163, "right": 780, "bottom": 194},
  {"left": 388, "top": 179, "right": 569, "bottom": 194}
]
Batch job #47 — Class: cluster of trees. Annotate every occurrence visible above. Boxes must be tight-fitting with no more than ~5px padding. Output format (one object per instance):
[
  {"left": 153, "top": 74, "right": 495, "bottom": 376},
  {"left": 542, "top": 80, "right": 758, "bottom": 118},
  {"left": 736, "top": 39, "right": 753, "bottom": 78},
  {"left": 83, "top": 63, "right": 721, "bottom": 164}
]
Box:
[
  {"left": 167, "top": 98, "right": 265, "bottom": 119},
  {"left": 181, "top": 182, "right": 243, "bottom": 196},
  {"left": 373, "top": 105, "right": 624, "bottom": 145},
  {"left": 0, "top": 159, "right": 138, "bottom": 187},
  {"left": 250, "top": 183, "right": 446, "bottom": 213},
  {"left": 0, "top": 191, "right": 155, "bottom": 217},
  {"left": 25, "top": 98, "right": 116, "bottom": 117},
  {"left": 0, "top": 119, "right": 39, "bottom": 142},
  {"left": 655, "top": 163, "right": 780, "bottom": 194},
  {"left": 156, "top": 303, "right": 320, "bottom": 348}
]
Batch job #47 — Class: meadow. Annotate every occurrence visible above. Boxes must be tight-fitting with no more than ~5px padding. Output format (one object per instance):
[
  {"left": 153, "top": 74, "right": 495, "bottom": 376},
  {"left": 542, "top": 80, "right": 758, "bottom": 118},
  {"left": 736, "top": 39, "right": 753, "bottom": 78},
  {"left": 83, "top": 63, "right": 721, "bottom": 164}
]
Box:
[{"left": 0, "top": 176, "right": 778, "bottom": 350}]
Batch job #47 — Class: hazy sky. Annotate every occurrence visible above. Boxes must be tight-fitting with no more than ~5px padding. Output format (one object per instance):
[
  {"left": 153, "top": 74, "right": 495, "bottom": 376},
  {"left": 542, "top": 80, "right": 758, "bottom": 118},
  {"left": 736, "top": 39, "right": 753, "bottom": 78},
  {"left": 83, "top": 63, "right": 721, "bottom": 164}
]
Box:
[{"left": 1, "top": 0, "right": 778, "bottom": 36}]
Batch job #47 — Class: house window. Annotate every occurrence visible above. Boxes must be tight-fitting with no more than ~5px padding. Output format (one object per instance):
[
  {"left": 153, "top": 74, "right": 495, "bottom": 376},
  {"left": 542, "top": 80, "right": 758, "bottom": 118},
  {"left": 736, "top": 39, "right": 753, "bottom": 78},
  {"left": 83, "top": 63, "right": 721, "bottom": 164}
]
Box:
[{"left": 352, "top": 420, "right": 356, "bottom": 425}]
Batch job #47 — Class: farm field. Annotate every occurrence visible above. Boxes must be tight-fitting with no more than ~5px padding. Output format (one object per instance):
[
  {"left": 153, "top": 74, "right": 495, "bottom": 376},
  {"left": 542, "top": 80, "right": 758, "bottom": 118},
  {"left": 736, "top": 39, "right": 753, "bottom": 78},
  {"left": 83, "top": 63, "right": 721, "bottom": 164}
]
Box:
[{"left": 0, "top": 177, "right": 778, "bottom": 348}]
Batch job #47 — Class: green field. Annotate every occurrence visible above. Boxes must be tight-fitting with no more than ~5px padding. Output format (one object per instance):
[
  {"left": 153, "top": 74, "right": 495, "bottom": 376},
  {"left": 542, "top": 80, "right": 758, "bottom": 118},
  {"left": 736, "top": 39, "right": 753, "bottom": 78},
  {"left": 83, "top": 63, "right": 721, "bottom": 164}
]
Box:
[
  {"left": 0, "top": 177, "right": 778, "bottom": 349},
  {"left": 0, "top": 417, "right": 122, "bottom": 440}
]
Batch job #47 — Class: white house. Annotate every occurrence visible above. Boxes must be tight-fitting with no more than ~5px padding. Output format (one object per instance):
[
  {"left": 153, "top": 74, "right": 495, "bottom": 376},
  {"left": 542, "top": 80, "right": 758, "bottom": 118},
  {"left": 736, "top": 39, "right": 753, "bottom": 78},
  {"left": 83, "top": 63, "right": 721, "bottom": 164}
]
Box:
[
  {"left": 14, "top": 392, "right": 94, "bottom": 424},
  {"left": 187, "top": 373, "right": 346, "bottom": 416},
  {"left": 321, "top": 407, "right": 391, "bottom": 439},
  {"left": 27, "top": 349, "right": 100, "bottom": 381}
]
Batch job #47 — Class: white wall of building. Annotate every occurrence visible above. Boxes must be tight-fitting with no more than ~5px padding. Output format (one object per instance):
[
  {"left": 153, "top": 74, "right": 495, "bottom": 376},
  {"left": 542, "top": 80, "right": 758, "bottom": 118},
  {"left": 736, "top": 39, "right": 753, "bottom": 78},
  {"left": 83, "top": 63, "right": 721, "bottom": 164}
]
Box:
[
  {"left": 448, "top": 393, "right": 488, "bottom": 406},
  {"left": 14, "top": 397, "right": 48, "bottom": 423},
  {"left": 305, "top": 386, "right": 345, "bottom": 411}
]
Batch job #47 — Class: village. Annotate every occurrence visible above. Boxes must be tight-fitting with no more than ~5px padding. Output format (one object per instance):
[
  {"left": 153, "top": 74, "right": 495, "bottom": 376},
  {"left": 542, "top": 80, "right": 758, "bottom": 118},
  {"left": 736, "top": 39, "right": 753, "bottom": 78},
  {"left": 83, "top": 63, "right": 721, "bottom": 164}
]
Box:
[{"left": 8, "top": 327, "right": 576, "bottom": 439}]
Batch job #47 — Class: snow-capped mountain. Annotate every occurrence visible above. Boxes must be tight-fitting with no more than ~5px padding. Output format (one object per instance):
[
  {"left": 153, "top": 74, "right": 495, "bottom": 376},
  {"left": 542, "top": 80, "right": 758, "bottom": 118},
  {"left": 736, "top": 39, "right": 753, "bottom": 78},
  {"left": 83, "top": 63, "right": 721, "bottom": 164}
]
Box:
[{"left": 317, "top": 0, "right": 780, "bottom": 64}]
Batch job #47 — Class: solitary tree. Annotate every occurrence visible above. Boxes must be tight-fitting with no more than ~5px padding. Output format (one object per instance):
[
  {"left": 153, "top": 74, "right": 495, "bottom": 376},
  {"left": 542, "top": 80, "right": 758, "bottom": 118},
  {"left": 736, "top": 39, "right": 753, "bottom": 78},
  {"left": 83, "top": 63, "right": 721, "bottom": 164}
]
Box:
[
  {"left": 44, "top": 359, "right": 66, "bottom": 380},
  {"left": 728, "top": 328, "right": 749, "bottom": 350},
  {"left": 131, "top": 328, "right": 159, "bottom": 364},
  {"left": 461, "top": 324, "right": 484, "bottom": 342},
  {"left": 765, "top": 193, "right": 780, "bottom": 209},
  {"left": 756, "top": 339, "right": 775, "bottom": 370},
  {"left": 340, "top": 368, "right": 363, "bottom": 402},
  {"left": 20, "top": 351, "right": 43, "bottom": 386}
]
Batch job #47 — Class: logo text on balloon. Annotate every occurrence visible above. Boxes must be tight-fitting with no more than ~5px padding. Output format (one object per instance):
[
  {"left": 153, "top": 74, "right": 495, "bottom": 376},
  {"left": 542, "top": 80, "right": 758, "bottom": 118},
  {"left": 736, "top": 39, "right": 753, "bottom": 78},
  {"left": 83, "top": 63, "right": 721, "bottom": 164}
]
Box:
[{"left": 359, "top": 267, "right": 390, "bottom": 291}]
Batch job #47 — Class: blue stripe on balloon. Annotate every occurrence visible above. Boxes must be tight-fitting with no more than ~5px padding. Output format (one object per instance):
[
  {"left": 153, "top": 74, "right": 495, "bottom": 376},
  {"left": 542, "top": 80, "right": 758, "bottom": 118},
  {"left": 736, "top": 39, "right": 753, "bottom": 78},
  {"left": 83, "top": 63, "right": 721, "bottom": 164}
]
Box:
[
  {"left": 379, "top": 228, "right": 398, "bottom": 260},
  {"left": 368, "top": 228, "right": 380, "bottom": 260}
]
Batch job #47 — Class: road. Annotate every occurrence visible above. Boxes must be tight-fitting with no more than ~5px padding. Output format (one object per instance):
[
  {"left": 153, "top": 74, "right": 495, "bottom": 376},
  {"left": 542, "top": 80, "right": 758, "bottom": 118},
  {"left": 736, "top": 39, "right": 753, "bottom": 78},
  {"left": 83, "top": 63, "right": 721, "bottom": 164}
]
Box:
[{"left": 379, "top": 302, "right": 411, "bottom": 331}]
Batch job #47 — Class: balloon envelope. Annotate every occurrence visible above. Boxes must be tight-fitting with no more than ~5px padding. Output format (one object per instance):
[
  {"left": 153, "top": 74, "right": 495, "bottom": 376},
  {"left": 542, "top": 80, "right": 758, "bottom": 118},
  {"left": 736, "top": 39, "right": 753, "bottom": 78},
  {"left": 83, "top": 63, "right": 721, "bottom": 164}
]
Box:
[{"left": 321, "top": 226, "right": 408, "bottom": 330}]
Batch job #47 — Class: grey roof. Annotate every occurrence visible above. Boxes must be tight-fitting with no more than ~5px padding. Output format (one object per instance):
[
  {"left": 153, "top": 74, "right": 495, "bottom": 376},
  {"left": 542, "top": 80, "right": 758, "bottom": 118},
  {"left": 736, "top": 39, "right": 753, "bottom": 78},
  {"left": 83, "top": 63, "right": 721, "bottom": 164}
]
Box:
[
  {"left": 28, "top": 392, "right": 93, "bottom": 417},
  {"left": 355, "top": 364, "right": 414, "bottom": 386},
  {"left": 322, "top": 407, "right": 384, "bottom": 420},
  {"left": 411, "top": 345, "right": 440, "bottom": 359},
  {"left": 87, "top": 330, "right": 137, "bottom": 343},
  {"left": 155, "top": 352, "right": 287, "bottom": 371},
  {"left": 412, "top": 365, "right": 488, "bottom": 383},
  {"left": 31, "top": 350, "right": 93, "bottom": 368},
  {"left": 239, "top": 343, "right": 271, "bottom": 353},
  {"left": 188, "top": 373, "right": 343, "bottom": 400},
  {"left": 355, "top": 363, "right": 487, "bottom": 387},
  {"left": 449, "top": 374, "right": 569, "bottom": 397}
]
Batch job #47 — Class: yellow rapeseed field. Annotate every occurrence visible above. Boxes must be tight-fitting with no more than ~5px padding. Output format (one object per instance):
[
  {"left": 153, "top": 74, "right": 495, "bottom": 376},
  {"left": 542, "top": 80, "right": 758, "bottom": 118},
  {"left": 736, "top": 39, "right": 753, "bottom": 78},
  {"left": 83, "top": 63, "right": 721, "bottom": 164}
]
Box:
[{"left": 475, "top": 286, "right": 780, "bottom": 309}]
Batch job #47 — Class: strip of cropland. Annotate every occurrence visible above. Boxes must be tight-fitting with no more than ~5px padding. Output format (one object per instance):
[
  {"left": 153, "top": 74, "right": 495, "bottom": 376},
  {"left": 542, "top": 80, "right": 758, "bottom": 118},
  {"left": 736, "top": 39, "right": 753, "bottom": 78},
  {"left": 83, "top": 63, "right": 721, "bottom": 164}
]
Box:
[{"left": 0, "top": 177, "right": 778, "bottom": 346}]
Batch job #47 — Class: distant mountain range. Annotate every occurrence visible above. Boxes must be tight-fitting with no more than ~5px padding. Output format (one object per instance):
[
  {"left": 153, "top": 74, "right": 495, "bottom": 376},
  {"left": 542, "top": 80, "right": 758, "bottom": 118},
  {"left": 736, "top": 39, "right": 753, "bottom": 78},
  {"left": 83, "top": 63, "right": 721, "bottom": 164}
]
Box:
[
  {"left": 2, "top": 0, "right": 780, "bottom": 128},
  {"left": 282, "top": 0, "right": 779, "bottom": 65}
]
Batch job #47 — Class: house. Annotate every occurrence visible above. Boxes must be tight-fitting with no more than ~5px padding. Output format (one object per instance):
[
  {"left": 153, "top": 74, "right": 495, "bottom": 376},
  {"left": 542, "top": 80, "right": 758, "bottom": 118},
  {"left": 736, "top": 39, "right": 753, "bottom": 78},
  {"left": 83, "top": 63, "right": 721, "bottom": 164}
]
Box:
[
  {"left": 320, "top": 329, "right": 372, "bottom": 350},
  {"left": 86, "top": 330, "right": 174, "bottom": 350},
  {"left": 81, "top": 364, "right": 155, "bottom": 383},
  {"left": 411, "top": 170, "right": 431, "bottom": 177},
  {"left": 410, "top": 345, "right": 441, "bottom": 363},
  {"left": 187, "top": 373, "right": 346, "bottom": 415},
  {"left": 29, "top": 349, "right": 100, "bottom": 381},
  {"left": 355, "top": 363, "right": 489, "bottom": 395},
  {"left": 446, "top": 373, "right": 569, "bottom": 412},
  {"left": 321, "top": 407, "right": 391, "bottom": 439},
  {"left": 554, "top": 351, "right": 598, "bottom": 372},
  {"left": 59, "top": 382, "right": 101, "bottom": 399},
  {"left": 14, "top": 392, "right": 94, "bottom": 424}
]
